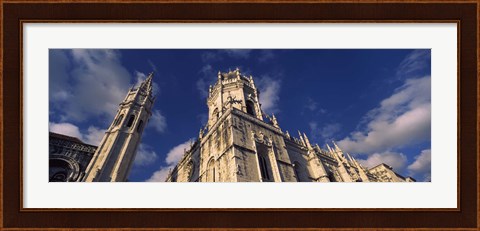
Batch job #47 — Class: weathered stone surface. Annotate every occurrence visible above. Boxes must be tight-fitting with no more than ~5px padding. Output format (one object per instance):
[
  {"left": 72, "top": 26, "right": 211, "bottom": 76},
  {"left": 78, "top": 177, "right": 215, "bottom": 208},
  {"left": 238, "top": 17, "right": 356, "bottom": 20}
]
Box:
[
  {"left": 166, "top": 69, "right": 415, "bottom": 183},
  {"left": 83, "top": 73, "right": 155, "bottom": 182},
  {"left": 50, "top": 68, "right": 414, "bottom": 183}
]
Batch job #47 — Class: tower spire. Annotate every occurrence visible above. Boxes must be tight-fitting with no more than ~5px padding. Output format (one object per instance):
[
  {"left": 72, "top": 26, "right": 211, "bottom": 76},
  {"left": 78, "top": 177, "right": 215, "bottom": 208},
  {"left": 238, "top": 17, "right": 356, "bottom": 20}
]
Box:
[
  {"left": 326, "top": 143, "right": 334, "bottom": 153},
  {"left": 303, "top": 133, "right": 313, "bottom": 150},
  {"left": 298, "top": 131, "right": 306, "bottom": 146},
  {"left": 348, "top": 153, "right": 370, "bottom": 182},
  {"left": 83, "top": 71, "right": 156, "bottom": 182},
  {"left": 271, "top": 114, "right": 280, "bottom": 128},
  {"left": 142, "top": 72, "right": 154, "bottom": 89},
  {"left": 332, "top": 140, "right": 342, "bottom": 152},
  {"left": 285, "top": 130, "right": 291, "bottom": 139}
]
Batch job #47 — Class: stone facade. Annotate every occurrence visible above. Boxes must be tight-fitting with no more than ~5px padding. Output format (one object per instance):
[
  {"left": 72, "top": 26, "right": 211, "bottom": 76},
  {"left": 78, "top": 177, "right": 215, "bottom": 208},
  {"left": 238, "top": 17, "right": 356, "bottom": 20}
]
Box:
[
  {"left": 83, "top": 73, "right": 155, "bottom": 182},
  {"left": 166, "top": 69, "right": 415, "bottom": 182},
  {"left": 368, "top": 163, "right": 416, "bottom": 182},
  {"left": 49, "top": 68, "right": 415, "bottom": 183},
  {"left": 49, "top": 132, "right": 97, "bottom": 182}
]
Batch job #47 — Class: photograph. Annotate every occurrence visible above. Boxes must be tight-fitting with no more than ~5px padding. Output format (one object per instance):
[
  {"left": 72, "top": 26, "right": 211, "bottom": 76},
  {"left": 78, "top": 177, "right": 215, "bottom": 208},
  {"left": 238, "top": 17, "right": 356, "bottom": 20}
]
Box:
[
  {"left": 3, "top": 1, "right": 477, "bottom": 229},
  {"left": 48, "top": 49, "right": 431, "bottom": 183}
]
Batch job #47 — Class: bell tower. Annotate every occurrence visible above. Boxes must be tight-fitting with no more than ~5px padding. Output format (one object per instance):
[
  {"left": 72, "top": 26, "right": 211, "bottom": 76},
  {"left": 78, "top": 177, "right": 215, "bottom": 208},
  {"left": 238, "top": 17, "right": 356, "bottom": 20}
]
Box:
[
  {"left": 206, "top": 68, "right": 263, "bottom": 128},
  {"left": 83, "top": 72, "right": 156, "bottom": 182}
]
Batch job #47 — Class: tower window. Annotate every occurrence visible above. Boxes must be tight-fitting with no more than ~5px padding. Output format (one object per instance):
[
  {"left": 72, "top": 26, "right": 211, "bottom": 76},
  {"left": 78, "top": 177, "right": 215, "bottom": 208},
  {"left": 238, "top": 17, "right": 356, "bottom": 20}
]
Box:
[
  {"left": 258, "top": 155, "right": 270, "bottom": 180},
  {"left": 212, "top": 108, "right": 219, "bottom": 120},
  {"left": 126, "top": 115, "right": 135, "bottom": 127},
  {"left": 207, "top": 159, "right": 215, "bottom": 182},
  {"left": 136, "top": 120, "right": 144, "bottom": 133},
  {"left": 256, "top": 144, "right": 273, "bottom": 182},
  {"left": 246, "top": 100, "right": 256, "bottom": 116},
  {"left": 114, "top": 114, "right": 124, "bottom": 126},
  {"left": 293, "top": 161, "right": 303, "bottom": 182}
]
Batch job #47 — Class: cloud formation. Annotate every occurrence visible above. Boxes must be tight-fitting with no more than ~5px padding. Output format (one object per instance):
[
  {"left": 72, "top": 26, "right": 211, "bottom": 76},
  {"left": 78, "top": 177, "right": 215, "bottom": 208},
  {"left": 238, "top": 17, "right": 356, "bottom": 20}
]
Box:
[
  {"left": 256, "top": 75, "right": 282, "bottom": 114},
  {"left": 50, "top": 49, "right": 167, "bottom": 138},
  {"left": 407, "top": 149, "right": 431, "bottom": 181},
  {"left": 49, "top": 49, "right": 132, "bottom": 123},
  {"left": 148, "top": 110, "right": 167, "bottom": 133},
  {"left": 357, "top": 151, "right": 408, "bottom": 171},
  {"left": 147, "top": 139, "right": 195, "bottom": 182},
  {"left": 332, "top": 50, "right": 431, "bottom": 181},
  {"left": 338, "top": 76, "right": 431, "bottom": 154},
  {"left": 133, "top": 144, "right": 158, "bottom": 167},
  {"left": 309, "top": 122, "right": 341, "bottom": 143},
  {"left": 396, "top": 50, "right": 431, "bottom": 79},
  {"left": 49, "top": 122, "right": 106, "bottom": 146}
]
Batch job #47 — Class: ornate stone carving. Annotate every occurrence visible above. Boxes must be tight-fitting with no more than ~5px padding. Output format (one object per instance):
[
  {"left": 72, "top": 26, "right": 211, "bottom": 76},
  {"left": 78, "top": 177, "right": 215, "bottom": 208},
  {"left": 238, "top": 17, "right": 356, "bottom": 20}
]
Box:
[{"left": 252, "top": 131, "right": 273, "bottom": 147}]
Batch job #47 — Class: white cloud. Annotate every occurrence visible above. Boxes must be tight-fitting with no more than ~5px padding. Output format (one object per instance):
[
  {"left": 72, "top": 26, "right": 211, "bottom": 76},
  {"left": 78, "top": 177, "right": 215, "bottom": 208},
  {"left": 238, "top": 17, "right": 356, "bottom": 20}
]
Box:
[
  {"left": 396, "top": 50, "right": 431, "bottom": 79},
  {"left": 49, "top": 122, "right": 83, "bottom": 139},
  {"left": 257, "top": 75, "right": 281, "bottom": 114},
  {"left": 134, "top": 71, "right": 147, "bottom": 87},
  {"left": 165, "top": 139, "right": 194, "bottom": 165},
  {"left": 50, "top": 49, "right": 132, "bottom": 123},
  {"left": 146, "top": 139, "right": 195, "bottom": 182},
  {"left": 338, "top": 76, "right": 431, "bottom": 154},
  {"left": 335, "top": 50, "right": 431, "bottom": 181},
  {"left": 146, "top": 168, "right": 171, "bottom": 183},
  {"left": 83, "top": 126, "right": 106, "bottom": 146},
  {"left": 133, "top": 144, "right": 158, "bottom": 167},
  {"left": 148, "top": 110, "right": 167, "bottom": 133},
  {"left": 407, "top": 149, "right": 431, "bottom": 181},
  {"left": 49, "top": 122, "right": 105, "bottom": 146},
  {"left": 357, "top": 151, "right": 408, "bottom": 171},
  {"left": 309, "top": 122, "right": 341, "bottom": 142}
]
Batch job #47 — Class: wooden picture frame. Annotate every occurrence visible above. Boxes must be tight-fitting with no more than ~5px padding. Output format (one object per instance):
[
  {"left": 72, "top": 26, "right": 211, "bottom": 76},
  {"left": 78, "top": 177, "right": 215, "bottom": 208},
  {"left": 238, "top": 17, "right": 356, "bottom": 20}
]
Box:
[{"left": 1, "top": 1, "right": 478, "bottom": 230}]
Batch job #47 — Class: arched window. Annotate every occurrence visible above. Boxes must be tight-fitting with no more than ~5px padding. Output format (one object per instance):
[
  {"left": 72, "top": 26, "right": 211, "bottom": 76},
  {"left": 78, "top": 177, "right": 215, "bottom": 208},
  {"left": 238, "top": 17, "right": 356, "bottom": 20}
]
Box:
[
  {"left": 114, "top": 114, "right": 124, "bottom": 126},
  {"left": 126, "top": 115, "right": 135, "bottom": 127},
  {"left": 207, "top": 159, "right": 215, "bottom": 182},
  {"left": 328, "top": 172, "right": 335, "bottom": 182},
  {"left": 212, "top": 108, "right": 219, "bottom": 120},
  {"left": 258, "top": 155, "right": 270, "bottom": 181},
  {"left": 293, "top": 161, "right": 302, "bottom": 182},
  {"left": 136, "top": 120, "right": 144, "bottom": 133},
  {"left": 246, "top": 100, "right": 256, "bottom": 116}
]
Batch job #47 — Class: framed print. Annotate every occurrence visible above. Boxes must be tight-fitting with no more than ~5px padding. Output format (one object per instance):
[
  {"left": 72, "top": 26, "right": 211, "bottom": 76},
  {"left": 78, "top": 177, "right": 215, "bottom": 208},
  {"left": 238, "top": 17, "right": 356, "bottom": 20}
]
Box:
[{"left": 1, "top": 1, "right": 479, "bottom": 230}]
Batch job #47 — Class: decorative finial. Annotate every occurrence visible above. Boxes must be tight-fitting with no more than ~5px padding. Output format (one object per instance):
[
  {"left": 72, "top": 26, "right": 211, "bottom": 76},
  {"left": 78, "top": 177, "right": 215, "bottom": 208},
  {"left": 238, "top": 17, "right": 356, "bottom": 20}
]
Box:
[{"left": 271, "top": 114, "right": 279, "bottom": 128}]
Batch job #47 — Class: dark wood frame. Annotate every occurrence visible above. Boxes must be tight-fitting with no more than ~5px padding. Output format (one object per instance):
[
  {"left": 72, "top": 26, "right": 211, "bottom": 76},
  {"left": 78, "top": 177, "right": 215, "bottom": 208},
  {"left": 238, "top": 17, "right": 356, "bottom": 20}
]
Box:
[{"left": 1, "top": 1, "right": 478, "bottom": 230}]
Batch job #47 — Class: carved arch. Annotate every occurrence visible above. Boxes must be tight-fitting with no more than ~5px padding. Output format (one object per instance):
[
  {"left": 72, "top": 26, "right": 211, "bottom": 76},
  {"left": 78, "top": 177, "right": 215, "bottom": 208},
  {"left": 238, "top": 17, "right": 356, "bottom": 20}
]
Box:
[{"left": 49, "top": 154, "right": 81, "bottom": 182}]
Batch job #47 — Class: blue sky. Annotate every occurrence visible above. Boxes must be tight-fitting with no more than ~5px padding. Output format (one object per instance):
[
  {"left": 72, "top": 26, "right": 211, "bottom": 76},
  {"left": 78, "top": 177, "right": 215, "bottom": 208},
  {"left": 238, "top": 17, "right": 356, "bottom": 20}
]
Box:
[{"left": 49, "top": 49, "right": 431, "bottom": 182}]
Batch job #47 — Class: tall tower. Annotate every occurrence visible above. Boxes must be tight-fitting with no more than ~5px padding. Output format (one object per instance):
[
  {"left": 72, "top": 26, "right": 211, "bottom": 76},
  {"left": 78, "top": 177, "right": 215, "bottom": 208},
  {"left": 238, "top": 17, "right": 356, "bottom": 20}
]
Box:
[
  {"left": 195, "top": 68, "right": 297, "bottom": 182},
  {"left": 83, "top": 73, "right": 155, "bottom": 182},
  {"left": 207, "top": 67, "right": 263, "bottom": 128}
]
